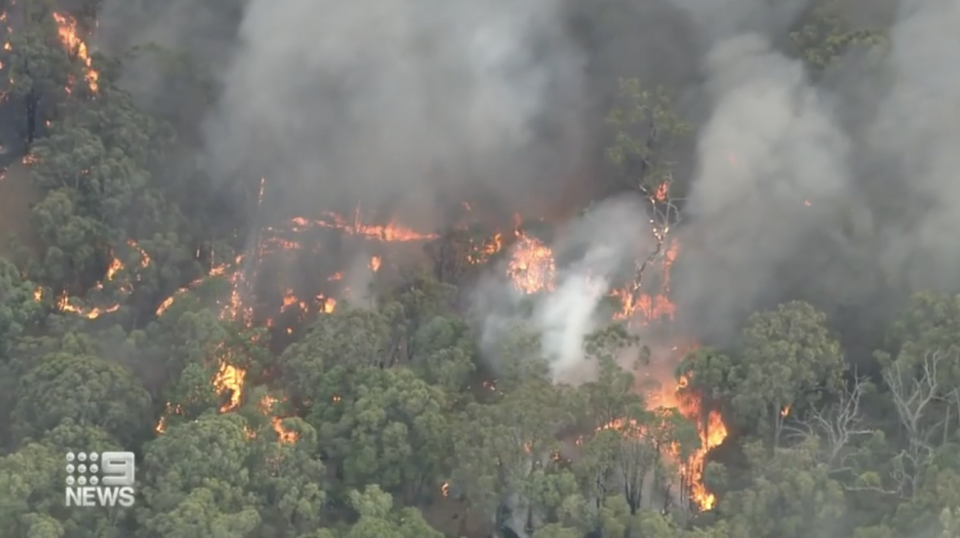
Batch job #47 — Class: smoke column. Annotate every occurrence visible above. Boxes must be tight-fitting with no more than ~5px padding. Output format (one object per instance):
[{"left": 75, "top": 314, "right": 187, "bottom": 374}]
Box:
[
  {"left": 675, "top": 31, "right": 852, "bottom": 339},
  {"left": 201, "top": 0, "right": 589, "bottom": 229},
  {"left": 670, "top": 0, "right": 960, "bottom": 342},
  {"left": 865, "top": 0, "right": 960, "bottom": 291}
]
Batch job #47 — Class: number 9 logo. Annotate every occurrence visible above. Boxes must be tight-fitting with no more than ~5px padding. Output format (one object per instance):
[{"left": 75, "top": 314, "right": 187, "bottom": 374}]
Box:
[{"left": 100, "top": 452, "right": 135, "bottom": 486}]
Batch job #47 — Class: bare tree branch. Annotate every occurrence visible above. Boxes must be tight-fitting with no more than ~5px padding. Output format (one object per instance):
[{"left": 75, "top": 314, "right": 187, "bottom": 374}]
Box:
[
  {"left": 783, "top": 375, "right": 872, "bottom": 474},
  {"left": 879, "top": 349, "right": 949, "bottom": 496},
  {"left": 882, "top": 350, "right": 944, "bottom": 450},
  {"left": 630, "top": 177, "right": 683, "bottom": 300}
]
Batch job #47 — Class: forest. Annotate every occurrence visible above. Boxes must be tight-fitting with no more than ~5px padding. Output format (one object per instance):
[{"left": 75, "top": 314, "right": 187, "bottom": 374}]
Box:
[{"left": 1, "top": 0, "right": 959, "bottom": 537}]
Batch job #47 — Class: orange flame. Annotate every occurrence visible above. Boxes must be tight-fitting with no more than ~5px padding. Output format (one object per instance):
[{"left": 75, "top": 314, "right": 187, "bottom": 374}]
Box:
[
  {"left": 154, "top": 403, "right": 183, "bottom": 434},
  {"left": 599, "top": 371, "right": 727, "bottom": 511},
  {"left": 260, "top": 395, "right": 298, "bottom": 443},
  {"left": 52, "top": 13, "right": 98, "bottom": 93},
  {"left": 317, "top": 294, "right": 337, "bottom": 313},
  {"left": 468, "top": 232, "right": 504, "bottom": 265},
  {"left": 128, "top": 240, "right": 151, "bottom": 268},
  {"left": 56, "top": 291, "right": 119, "bottom": 319},
  {"left": 507, "top": 231, "right": 555, "bottom": 293},
  {"left": 281, "top": 288, "right": 309, "bottom": 314},
  {"left": 290, "top": 208, "right": 438, "bottom": 242},
  {"left": 212, "top": 360, "right": 245, "bottom": 413}
]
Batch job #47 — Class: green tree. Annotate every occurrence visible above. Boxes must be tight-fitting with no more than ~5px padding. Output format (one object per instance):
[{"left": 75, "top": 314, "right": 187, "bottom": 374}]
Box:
[
  {"left": 343, "top": 485, "right": 443, "bottom": 538},
  {"left": 722, "top": 439, "right": 845, "bottom": 538},
  {"left": 136, "top": 413, "right": 256, "bottom": 536},
  {"left": 453, "top": 378, "right": 569, "bottom": 529},
  {"left": 730, "top": 301, "right": 845, "bottom": 446},
  {"left": 320, "top": 366, "right": 453, "bottom": 505},
  {"left": 12, "top": 353, "right": 152, "bottom": 446}
]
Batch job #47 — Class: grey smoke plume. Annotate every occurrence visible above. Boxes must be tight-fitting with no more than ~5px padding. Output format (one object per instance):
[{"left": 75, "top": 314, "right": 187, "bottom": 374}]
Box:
[
  {"left": 201, "top": 0, "right": 588, "bottom": 228},
  {"left": 865, "top": 0, "right": 960, "bottom": 291},
  {"left": 476, "top": 196, "right": 651, "bottom": 383},
  {"left": 675, "top": 32, "right": 852, "bottom": 339},
  {"left": 664, "top": 0, "right": 960, "bottom": 344}
]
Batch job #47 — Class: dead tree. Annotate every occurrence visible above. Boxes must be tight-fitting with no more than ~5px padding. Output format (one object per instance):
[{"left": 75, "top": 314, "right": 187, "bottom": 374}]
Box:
[
  {"left": 784, "top": 375, "right": 873, "bottom": 475},
  {"left": 881, "top": 349, "right": 948, "bottom": 496}
]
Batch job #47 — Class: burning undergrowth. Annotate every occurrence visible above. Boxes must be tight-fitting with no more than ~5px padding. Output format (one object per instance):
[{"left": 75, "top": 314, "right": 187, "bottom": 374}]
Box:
[{"left": 472, "top": 195, "right": 655, "bottom": 379}]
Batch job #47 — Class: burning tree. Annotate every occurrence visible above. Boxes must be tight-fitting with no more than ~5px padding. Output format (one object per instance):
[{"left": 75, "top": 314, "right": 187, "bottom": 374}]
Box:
[{"left": 605, "top": 78, "right": 689, "bottom": 291}]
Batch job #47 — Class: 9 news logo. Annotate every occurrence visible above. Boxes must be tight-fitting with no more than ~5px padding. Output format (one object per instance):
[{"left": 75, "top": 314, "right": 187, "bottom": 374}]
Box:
[{"left": 64, "top": 451, "right": 136, "bottom": 508}]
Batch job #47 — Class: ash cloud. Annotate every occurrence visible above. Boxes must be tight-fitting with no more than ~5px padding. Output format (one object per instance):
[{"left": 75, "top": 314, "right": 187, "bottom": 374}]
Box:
[{"left": 200, "top": 0, "right": 590, "bottom": 230}]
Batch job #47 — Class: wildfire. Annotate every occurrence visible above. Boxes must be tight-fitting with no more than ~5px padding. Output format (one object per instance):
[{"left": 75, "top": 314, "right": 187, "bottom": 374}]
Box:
[
  {"left": 52, "top": 13, "right": 98, "bottom": 93},
  {"left": 155, "top": 256, "right": 242, "bottom": 316},
  {"left": 289, "top": 208, "right": 438, "bottom": 242},
  {"left": 56, "top": 292, "right": 120, "bottom": 319},
  {"left": 600, "top": 371, "right": 728, "bottom": 511},
  {"left": 281, "top": 288, "right": 310, "bottom": 314},
  {"left": 494, "top": 180, "right": 725, "bottom": 510},
  {"left": 684, "top": 405, "right": 727, "bottom": 509},
  {"left": 213, "top": 359, "right": 246, "bottom": 413},
  {"left": 507, "top": 231, "right": 556, "bottom": 294},
  {"left": 467, "top": 232, "right": 504, "bottom": 264},
  {"left": 155, "top": 248, "right": 303, "bottom": 443},
  {"left": 312, "top": 293, "right": 338, "bottom": 313},
  {"left": 104, "top": 257, "right": 123, "bottom": 281},
  {"left": 145, "top": 184, "right": 729, "bottom": 494},
  {"left": 260, "top": 395, "right": 298, "bottom": 443},
  {"left": 154, "top": 403, "right": 183, "bottom": 434},
  {"left": 129, "top": 239, "right": 151, "bottom": 268},
  {"left": 499, "top": 218, "right": 678, "bottom": 326}
]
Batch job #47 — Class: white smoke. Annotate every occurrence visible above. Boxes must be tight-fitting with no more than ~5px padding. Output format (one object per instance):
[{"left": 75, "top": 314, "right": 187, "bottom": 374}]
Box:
[{"left": 476, "top": 196, "right": 652, "bottom": 383}]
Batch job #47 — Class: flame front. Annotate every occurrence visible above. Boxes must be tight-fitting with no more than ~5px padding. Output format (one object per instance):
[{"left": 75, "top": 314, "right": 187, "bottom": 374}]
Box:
[
  {"left": 32, "top": 241, "right": 153, "bottom": 318},
  {"left": 290, "top": 207, "right": 438, "bottom": 242}
]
